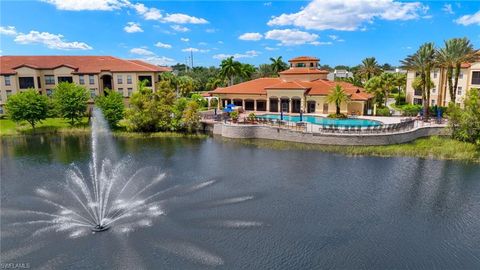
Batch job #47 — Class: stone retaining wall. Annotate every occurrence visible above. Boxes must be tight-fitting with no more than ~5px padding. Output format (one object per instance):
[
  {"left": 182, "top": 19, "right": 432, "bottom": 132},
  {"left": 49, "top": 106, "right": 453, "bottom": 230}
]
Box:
[{"left": 211, "top": 123, "right": 449, "bottom": 146}]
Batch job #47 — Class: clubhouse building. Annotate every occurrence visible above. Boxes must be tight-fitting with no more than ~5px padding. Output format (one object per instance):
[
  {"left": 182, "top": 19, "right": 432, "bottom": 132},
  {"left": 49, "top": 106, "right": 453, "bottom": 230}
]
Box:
[
  {"left": 211, "top": 56, "right": 373, "bottom": 115},
  {"left": 0, "top": 56, "right": 171, "bottom": 113}
]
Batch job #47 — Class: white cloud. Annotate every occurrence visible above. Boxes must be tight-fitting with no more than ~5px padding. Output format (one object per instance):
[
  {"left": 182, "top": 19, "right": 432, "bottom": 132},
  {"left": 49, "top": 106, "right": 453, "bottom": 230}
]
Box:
[
  {"left": 180, "top": 38, "right": 190, "bottom": 42},
  {"left": 170, "top": 25, "right": 190, "bottom": 32},
  {"left": 264, "top": 2, "right": 272, "bottom": 7},
  {"left": 264, "top": 29, "right": 318, "bottom": 46},
  {"left": 265, "top": 46, "right": 278, "bottom": 51},
  {"left": 328, "top": 35, "right": 338, "bottom": 40},
  {"left": 213, "top": 50, "right": 260, "bottom": 60},
  {"left": 124, "top": 22, "right": 143, "bottom": 33},
  {"left": 41, "top": 0, "right": 128, "bottom": 11},
  {"left": 218, "top": 41, "right": 224, "bottom": 44},
  {"left": 130, "top": 47, "right": 155, "bottom": 56},
  {"left": 442, "top": 4, "right": 454, "bottom": 15},
  {"left": 310, "top": 41, "right": 332, "bottom": 46},
  {"left": 182, "top": 47, "right": 210, "bottom": 53},
  {"left": 162, "top": 13, "right": 208, "bottom": 24},
  {"left": 205, "top": 28, "right": 217, "bottom": 33},
  {"left": 0, "top": 26, "right": 17, "bottom": 36},
  {"left": 142, "top": 56, "right": 176, "bottom": 66},
  {"left": 239, "top": 32, "right": 263, "bottom": 41},
  {"left": 267, "top": 0, "right": 427, "bottom": 31},
  {"left": 198, "top": 42, "right": 208, "bottom": 46},
  {"left": 154, "top": 42, "right": 172, "bottom": 49},
  {"left": 133, "top": 3, "right": 162, "bottom": 20},
  {"left": 455, "top": 10, "right": 480, "bottom": 26},
  {"left": 14, "top": 31, "right": 92, "bottom": 50}
]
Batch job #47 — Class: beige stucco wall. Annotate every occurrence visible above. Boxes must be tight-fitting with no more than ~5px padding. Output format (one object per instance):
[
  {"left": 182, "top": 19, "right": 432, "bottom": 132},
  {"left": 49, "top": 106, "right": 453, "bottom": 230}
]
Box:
[
  {"left": 406, "top": 66, "right": 471, "bottom": 107},
  {"left": 1, "top": 69, "right": 164, "bottom": 110},
  {"left": 280, "top": 73, "right": 327, "bottom": 82}
]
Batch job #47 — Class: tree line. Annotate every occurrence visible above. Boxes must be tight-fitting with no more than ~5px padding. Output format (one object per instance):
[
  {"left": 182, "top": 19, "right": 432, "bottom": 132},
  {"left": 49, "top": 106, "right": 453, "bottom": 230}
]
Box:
[{"left": 5, "top": 77, "right": 207, "bottom": 133}]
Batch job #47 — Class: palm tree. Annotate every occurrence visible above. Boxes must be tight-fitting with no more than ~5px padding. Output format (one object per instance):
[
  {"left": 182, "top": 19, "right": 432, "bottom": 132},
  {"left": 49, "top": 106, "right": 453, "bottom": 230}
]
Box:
[
  {"left": 205, "top": 77, "right": 225, "bottom": 91},
  {"left": 401, "top": 43, "right": 435, "bottom": 118},
  {"left": 256, "top": 64, "right": 275, "bottom": 78},
  {"left": 219, "top": 57, "right": 242, "bottom": 86},
  {"left": 327, "top": 84, "right": 350, "bottom": 115},
  {"left": 357, "top": 57, "right": 381, "bottom": 81},
  {"left": 436, "top": 38, "right": 478, "bottom": 104},
  {"left": 239, "top": 63, "right": 256, "bottom": 81},
  {"left": 270, "top": 56, "right": 288, "bottom": 74}
]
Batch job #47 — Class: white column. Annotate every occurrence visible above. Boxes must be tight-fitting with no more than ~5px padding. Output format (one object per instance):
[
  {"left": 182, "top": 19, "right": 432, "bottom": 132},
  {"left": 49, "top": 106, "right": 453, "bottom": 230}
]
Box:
[
  {"left": 277, "top": 99, "right": 281, "bottom": 112},
  {"left": 288, "top": 98, "right": 292, "bottom": 113},
  {"left": 266, "top": 99, "right": 270, "bottom": 112},
  {"left": 242, "top": 99, "right": 245, "bottom": 110},
  {"left": 254, "top": 100, "right": 257, "bottom": 111}
]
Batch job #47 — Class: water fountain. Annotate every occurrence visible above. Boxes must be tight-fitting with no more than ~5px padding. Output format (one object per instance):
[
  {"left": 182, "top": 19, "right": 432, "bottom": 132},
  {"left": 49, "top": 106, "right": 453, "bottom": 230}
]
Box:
[
  {"left": 1, "top": 108, "right": 263, "bottom": 267},
  {"left": 12, "top": 108, "right": 175, "bottom": 237}
]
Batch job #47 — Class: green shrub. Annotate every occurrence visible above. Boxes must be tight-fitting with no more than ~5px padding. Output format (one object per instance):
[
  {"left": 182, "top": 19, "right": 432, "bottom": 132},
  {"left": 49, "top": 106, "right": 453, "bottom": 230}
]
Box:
[
  {"left": 376, "top": 107, "right": 391, "bottom": 116},
  {"left": 400, "top": 104, "right": 422, "bottom": 116},
  {"left": 230, "top": 111, "right": 239, "bottom": 121},
  {"left": 395, "top": 93, "right": 406, "bottom": 105},
  {"left": 247, "top": 112, "right": 256, "bottom": 120},
  {"left": 327, "top": 113, "right": 347, "bottom": 119}
]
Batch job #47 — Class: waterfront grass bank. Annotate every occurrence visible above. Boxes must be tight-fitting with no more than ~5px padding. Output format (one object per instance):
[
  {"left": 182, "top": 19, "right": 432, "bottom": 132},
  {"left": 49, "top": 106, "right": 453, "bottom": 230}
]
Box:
[
  {"left": 221, "top": 136, "right": 480, "bottom": 163},
  {"left": 0, "top": 118, "right": 208, "bottom": 139}
]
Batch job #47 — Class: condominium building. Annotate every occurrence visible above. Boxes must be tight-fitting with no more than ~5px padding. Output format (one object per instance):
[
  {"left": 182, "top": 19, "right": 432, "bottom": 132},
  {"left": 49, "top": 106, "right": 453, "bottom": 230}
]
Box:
[
  {"left": 0, "top": 56, "right": 171, "bottom": 114},
  {"left": 211, "top": 56, "right": 373, "bottom": 115},
  {"left": 405, "top": 61, "right": 480, "bottom": 107}
]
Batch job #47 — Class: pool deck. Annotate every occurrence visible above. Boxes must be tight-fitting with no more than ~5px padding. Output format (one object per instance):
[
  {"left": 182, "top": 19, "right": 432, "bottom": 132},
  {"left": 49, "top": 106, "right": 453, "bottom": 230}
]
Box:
[{"left": 202, "top": 112, "right": 449, "bottom": 146}]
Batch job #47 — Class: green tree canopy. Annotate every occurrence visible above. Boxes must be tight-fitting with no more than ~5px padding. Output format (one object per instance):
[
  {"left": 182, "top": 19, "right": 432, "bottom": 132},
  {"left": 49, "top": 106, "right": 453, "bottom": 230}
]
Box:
[
  {"left": 182, "top": 100, "right": 201, "bottom": 133},
  {"left": 5, "top": 89, "right": 48, "bottom": 129},
  {"left": 269, "top": 56, "right": 289, "bottom": 74},
  {"left": 52, "top": 82, "right": 89, "bottom": 126},
  {"left": 436, "top": 37, "right": 478, "bottom": 104},
  {"left": 327, "top": 84, "right": 350, "bottom": 115},
  {"left": 219, "top": 57, "right": 242, "bottom": 86},
  {"left": 365, "top": 73, "right": 398, "bottom": 107},
  {"left": 448, "top": 88, "right": 480, "bottom": 145},
  {"left": 95, "top": 89, "right": 125, "bottom": 128},
  {"left": 357, "top": 57, "right": 382, "bottom": 81}
]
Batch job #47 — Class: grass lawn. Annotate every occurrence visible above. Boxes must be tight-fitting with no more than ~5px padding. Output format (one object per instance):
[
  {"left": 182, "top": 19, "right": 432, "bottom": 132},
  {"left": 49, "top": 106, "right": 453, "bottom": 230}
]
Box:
[
  {"left": 0, "top": 118, "right": 90, "bottom": 135},
  {"left": 225, "top": 136, "right": 480, "bottom": 163}
]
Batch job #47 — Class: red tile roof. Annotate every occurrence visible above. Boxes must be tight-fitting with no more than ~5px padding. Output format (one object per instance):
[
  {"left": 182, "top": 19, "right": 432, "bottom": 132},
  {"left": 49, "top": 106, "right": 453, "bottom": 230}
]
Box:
[
  {"left": 212, "top": 78, "right": 281, "bottom": 95},
  {"left": 288, "top": 56, "right": 319, "bottom": 62},
  {"left": 279, "top": 68, "right": 329, "bottom": 75},
  {"left": 0, "top": 56, "right": 171, "bottom": 74},
  {"left": 211, "top": 78, "right": 372, "bottom": 101}
]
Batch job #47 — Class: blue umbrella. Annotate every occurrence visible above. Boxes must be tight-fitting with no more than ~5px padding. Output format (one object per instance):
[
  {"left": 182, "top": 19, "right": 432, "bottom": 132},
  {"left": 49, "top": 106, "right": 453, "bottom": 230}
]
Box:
[
  {"left": 227, "top": 104, "right": 236, "bottom": 108},
  {"left": 223, "top": 107, "right": 233, "bottom": 113},
  {"left": 300, "top": 111, "right": 303, "bottom": 122},
  {"left": 280, "top": 110, "right": 284, "bottom": 121}
]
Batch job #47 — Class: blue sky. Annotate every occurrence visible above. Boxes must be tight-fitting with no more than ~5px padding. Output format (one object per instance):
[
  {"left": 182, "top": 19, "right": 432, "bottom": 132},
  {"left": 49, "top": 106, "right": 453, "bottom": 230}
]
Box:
[{"left": 0, "top": 0, "right": 479, "bottom": 67}]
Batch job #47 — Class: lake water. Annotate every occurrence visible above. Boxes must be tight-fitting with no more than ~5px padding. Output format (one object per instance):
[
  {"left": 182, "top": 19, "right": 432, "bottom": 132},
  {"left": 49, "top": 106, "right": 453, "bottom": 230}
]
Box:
[{"left": 1, "top": 135, "right": 480, "bottom": 269}]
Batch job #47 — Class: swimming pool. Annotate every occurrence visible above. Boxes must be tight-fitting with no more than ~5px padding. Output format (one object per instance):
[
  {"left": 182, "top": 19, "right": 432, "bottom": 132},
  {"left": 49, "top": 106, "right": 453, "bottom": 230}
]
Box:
[{"left": 259, "top": 114, "right": 382, "bottom": 127}]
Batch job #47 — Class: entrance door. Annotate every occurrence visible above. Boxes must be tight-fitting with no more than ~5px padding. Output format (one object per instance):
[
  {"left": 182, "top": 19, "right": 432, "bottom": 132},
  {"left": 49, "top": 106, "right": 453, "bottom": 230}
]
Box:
[
  {"left": 322, "top": 103, "right": 329, "bottom": 114},
  {"left": 308, "top": 101, "right": 316, "bottom": 113},
  {"left": 281, "top": 100, "right": 289, "bottom": 112}
]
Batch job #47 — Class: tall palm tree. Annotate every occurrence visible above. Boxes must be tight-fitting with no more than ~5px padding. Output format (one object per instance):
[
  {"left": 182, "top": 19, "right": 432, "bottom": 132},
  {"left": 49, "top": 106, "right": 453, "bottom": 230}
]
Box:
[
  {"left": 327, "top": 84, "right": 350, "bottom": 115},
  {"left": 270, "top": 56, "right": 288, "bottom": 74},
  {"left": 219, "top": 57, "right": 242, "bottom": 86},
  {"left": 205, "top": 77, "right": 225, "bottom": 91},
  {"left": 436, "top": 38, "right": 478, "bottom": 104},
  {"left": 401, "top": 42, "right": 436, "bottom": 119},
  {"left": 357, "top": 57, "right": 381, "bottom": 81},
  {"left": 239, "top": 63, "right": 256, "bottom": 81}
]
